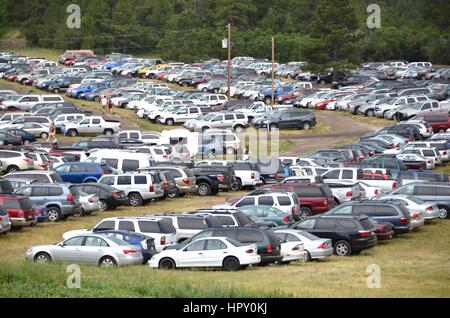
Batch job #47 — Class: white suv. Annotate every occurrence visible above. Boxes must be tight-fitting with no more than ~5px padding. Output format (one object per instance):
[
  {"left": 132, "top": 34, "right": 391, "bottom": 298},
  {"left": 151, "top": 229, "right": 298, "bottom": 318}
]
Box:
[
  {"left": 98, "top": 173, "right": 164, "bottom": 206},
  {"left": 0, "top": 150, "right": 34, "bottom": 173},
  {"left": 234, "top": 192, "right": 301, "bottom": 218},
  {"left": 62, "top": 217, "right": 177, "bottom": 252}
]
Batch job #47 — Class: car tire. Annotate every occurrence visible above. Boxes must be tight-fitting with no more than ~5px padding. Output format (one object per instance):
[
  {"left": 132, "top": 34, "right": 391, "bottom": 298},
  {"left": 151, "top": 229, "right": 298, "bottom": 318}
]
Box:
[
  {"left": 234, "top": 125, "right": 244, "bottom": 133},
  {"left": 231, "top": 179, "right": 242, "bottom": 191},
  {"left": 94, "top": 97, "right": 100, "bottom": 102},
  {"left": 213, "top": 88, "right": 219, "bottom": 94},
  {"left": 366, "top": 109, "right": 374, "bottom": 117},
  {"left": 269, "top": 123, "right": 277, "bottom": 131},
  {"left": 167, "top": 188, "right": 179, "bottom": 198},
  {"left": 334, "top": 240, "right": 352, "bottom": 256},
  {"left": 72, "top": 208, "right": 85, "bottom": 218},
  {"left": 165, "top": 118, "right": 175, "bottom": 126},
  {"left": 34, "top": 252, "right": 52, "bottom": 263},
  {"left": 298, "top": 251, "right": 311, "bottom": 263},
  {"left": 437, "top": 206, "right": 449, "bottom": 219},
  {"left": 206, "top": 150, "right": 216, "bottom": 159},
  {"left": 99, "top": 256, "right": 117, "bottom": 268},
  {"left": 300, "top": 207, "right": 312, "bottom": 220},
  {"left": 438, "top": 128, "right": 446, "bottom": 133},
  {"left": 47, "top": 206, "right": 62, "bottom": 222},
  {"left": 53, "top": 88, "right": 60, "bottom": 94},
  {"left": 159, "top": 258, "right": 176, "bottom": 270},
  {"left": 24, "top": 140, "right": 30, "bottom": 145},
  {"left": 197, "top": 183, "right": 211, "bottom": 196},
  {"left": 6, "top": 165, "right": 19, "bottom": 173},
  {"left": 68, "top": 129, "right": 78, "bottom": 137},
  {"left": 40, "top": 132, "right": 49, "bottom": 139},
  {"left": 302, "top": 121, "right": 311, "bottom": 130},
  {"left": 222, "top": 257, "right": 240, "bottom": 271},
  {"left": 128, "top": 193, "right": 143, "bottom": 206},
  {"left": 98, "top": 200, "right": 109, "bottom": 212},
  {"left": 104, "top": 129, "right": 114, "bottom": 136}
]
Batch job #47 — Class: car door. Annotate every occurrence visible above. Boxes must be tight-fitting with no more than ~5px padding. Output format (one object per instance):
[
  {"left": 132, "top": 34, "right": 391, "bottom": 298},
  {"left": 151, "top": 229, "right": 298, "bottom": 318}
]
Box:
[
  {"left": 187, "top": 107, "right": 200, "bottom": 120},
  {"left": 278, "top": 112, "right": 291, "bottom": 128},
  {"left": 312, "top": 218, "right": 338, "bottom": 241},
  {"left": 179, "top": 239, "right": 206, "bottom": 267},
  {"left": 30, "top": 186, "right": 49, "bottom": 207},
  {"left": 56, "top": 236, "right": 85, "bottom": 262},
  {"left": 77, "top": 118, "right": 91, "bottom": 134},
  {"left": 70, "top": 164, "right": 87, "bottom": 183},
  {"left": 202, "top": 239, "right": 229, "bottom": 266},
  {"left": 81, "top": 236, "right": 110, "bottom": 264}
]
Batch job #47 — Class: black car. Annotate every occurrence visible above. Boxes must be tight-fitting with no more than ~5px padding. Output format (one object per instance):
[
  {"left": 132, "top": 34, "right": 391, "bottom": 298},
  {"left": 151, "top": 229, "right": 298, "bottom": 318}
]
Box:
[
  {"left": 290, "top": 214, "right": 377, "bottom": 256},
  {"left": 192, "top": 165, "right": 235, "bottom": 196},
  {"left": 259, "top": 109, "right": 316, "bottom": 130},
  {"left": 72, "top": 140, "right": 120, "bottom": 151},
  {"left": 168, "top": 226, "right": 283, "bottom": 265},
  {"left": 0, "top": 131, "right": 23, "bottom": 146},
  {"left": 326, "top": 201, "right": 412, "bottom": 235},
  {"left": 70, "top": 183, "right": 128, "bottom": 211}
]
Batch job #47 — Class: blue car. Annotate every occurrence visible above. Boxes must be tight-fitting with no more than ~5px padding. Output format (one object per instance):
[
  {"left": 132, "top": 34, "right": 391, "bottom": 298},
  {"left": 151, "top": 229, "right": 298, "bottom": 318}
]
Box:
[
  {"left": 34, "top": 206, "right": 49, "bottom": 223},
  {"left": 93, "top": 230, "right": 157, "bottom": 262},
  {"left": 68, "top": 82, "right": 110, "bottom": 99},
  {"left": 53, "top": 162, "right": 113, "bottom": 183},
  {"left": 3, "top": 128, "right": 36, "bottom": 144}
]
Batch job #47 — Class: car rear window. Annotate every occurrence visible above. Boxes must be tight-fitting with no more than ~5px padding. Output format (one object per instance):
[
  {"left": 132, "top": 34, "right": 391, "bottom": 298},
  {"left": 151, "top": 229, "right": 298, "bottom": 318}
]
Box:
[
  {"left": 297, "top": 187, "right": 323, "bottom": 197},
  {"left": 277, "top": 196, "right": 292, "bottom": 206},
  {"left": 137, "top": 221, "right": 160, "bottom": 233},
  {"left": 183, "top": 168, "right": 195, "bottom": 178},
  {"left": 177, "top": 217, "right": 207, "bottom": 230},
  {"left": 158, "top": 219, "right": 177, "bottom": 233},
  {"left": 226, "top": 238, "right": 243, "bottom": 247},
  {"left": 359, "top": 217, "right": 376, "bottom": 230},
  {"left": 237, "top": 229, "right": 264, "bottom": 243}
]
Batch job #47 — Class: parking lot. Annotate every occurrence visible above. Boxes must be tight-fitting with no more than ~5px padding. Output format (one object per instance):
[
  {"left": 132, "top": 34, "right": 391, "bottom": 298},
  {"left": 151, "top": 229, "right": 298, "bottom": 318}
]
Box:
[{"left": 0, "top": 48, "right": 449, "bottom": 297}]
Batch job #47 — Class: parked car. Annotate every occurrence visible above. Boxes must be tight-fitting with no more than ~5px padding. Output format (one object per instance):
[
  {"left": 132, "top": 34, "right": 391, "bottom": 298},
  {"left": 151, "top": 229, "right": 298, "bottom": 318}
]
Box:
[
  {"left": 256, "top": 109, "right": 316, "bottom": 131},
  {"left": 0, "top": 206, "right": 11, "bottom": 235},
  {"left": 1, "top": 128, "right": 36, "bottom": 144},
  {"left": 0, "top": 150, "right": 34, "bottom": 173},
  {"left": 70, "top": 183, "right": 128, "bottom": 212},
  {"left": 63, "top": 116, "right": 121, "bottom": 137},
  {"left": 289, "top": 214, "right": 377, "bottom": 256},
  {"left": 0, "top": 194, "right": 37, "bottom": 227},
  {"left": 54, "top": 162, "right": 113, "bottom": 183},
  {"left": 26, "top": 234, "right": 143, "bottom": 267},
  {"left": 238, "top": 205, "right": 292, "bottom": 226},
  {"left": 3, "top": 171, "right": 63, "bottom": 184},
  {"left": 377, "top": 194, "right": 440, "bottom": 221},
  {"left": 14, "top": 183, "right": 82, "bottom": 222}
]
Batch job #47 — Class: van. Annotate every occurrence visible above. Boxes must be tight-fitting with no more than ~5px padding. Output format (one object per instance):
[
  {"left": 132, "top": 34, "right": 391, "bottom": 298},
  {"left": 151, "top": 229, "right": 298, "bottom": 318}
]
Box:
[
  {"left": 84, "top": 150, "right": 153, "bottom": 172},
  {"left": 98, "top": 172, "right": 164, "bottom": 206}
]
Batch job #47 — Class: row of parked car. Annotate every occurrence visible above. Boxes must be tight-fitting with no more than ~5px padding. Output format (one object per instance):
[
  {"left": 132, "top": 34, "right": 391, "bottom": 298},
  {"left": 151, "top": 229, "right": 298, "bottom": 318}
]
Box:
[{"left": 0, "top": 51, "right": 449, "bottom": 272}]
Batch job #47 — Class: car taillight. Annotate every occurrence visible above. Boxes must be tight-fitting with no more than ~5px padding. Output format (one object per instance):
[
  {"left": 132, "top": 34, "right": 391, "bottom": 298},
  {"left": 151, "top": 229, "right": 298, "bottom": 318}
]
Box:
[
  {"left": 411, "top": 213, "right": 419, "bottom": 219},
  {"left": 426, "top": 206, "right": 433, "bottom": 211},
  {"left": 388, "top": 144, "right": 393, "bottom": 149},
  {"left": 360, "top": 156, "right": 365, "bottom": 161},
  {"left": 217, "top": 174, "right": 224, "bottom": 182},
  {"left": 359, "top": 230, "right": 370, "bottom": 237},
  {"left": 160, "top": 236, "right": 166, "bottom": 245},
  {"left": 113, "top": 191, "right": 120, "bottom": 199},
  {"left": 346, "top": 191, "right": 353, "bottom": 197},
  {"left": 251, "top": 173, "right": 255, "bottom": 179},
  {"left": 291, "top": 206, "right": 296, "bottom": 216},
  {"left": 163, "top": 181, "right": 168, "bottom": 189},
  {"left": 392, "top": 182, "right": 397, "bottom": 189},
  {"left": 36, "top": 209, "right": 42, "bottom": 216},
  {"left": 88, "top": 197, "right": 94, "bottom": 203},
  {"left": 266, "top": 244, "right": 273, "bottom": 253},
  {"left": 183, "top": 178, "right": 190, "bottom": 185},
  {"left": 66, "top": 193, "right": 73, "bottom": 202},
  {"left": 15, "top": 136, "right": 21, "bottom": 141},
  {"left": 374, "top": 189, "right": 379, "bottom": 195},
  {"left": 428, "top": 159, "right": 433, "bottom": 163},
  {"left": 283, "top": 216, "right": 290, "bottom": 223},
  {"left": 443, "top": 151, "right": 448, "bottom": 156},
  {"left": 400, "top": 217, "right": 408, "bottom": 225},
  {"left": 123, "top": 249, "right": 139, "bottom": 254},
  {"left": 23, "top": 158, "right": 32, "bottom": 163},
  {"left": 274, "top": 173, "right": 280, "bottom": 180},
  {"left": 245, "top": 248, "right": 254, "bottom": 254},
  {"left": 395, "top": 143, "right": 400, "bottom": 148},
  {"left": 101, "top": 171, "right": 109, "bottom": 176},
  {"left": 0, "top": 216, "right": 2, "bottom": 221},
  {"left": 317, "top": 242, "right": 326, "bottom": 249},
  {"left": 149, "top": 185, "right": 155, "bottom": 192},
  {"left": 292, "top": 245, "right": 301, "bottom": 251}
]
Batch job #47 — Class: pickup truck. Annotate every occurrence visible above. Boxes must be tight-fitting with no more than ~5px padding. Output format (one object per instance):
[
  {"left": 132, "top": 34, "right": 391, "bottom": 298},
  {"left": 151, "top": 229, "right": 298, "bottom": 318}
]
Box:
[
  {"left": 322, "top": 167, "right": 397, "bottom": 193},
  {"left": 396, "top": 100, "right": 450, "bottom": 121},
  {"left": 63, "top": 116, "right": 121, "bottom": 137},
  {"left": 192, "top": 166, "right": 236, "bottom": 196},
  {"left": 0, "top": 94, "right": 64, "bottom": 111},
  {"left": 323, "top": 179, "right": 362, "bottom": 204}
]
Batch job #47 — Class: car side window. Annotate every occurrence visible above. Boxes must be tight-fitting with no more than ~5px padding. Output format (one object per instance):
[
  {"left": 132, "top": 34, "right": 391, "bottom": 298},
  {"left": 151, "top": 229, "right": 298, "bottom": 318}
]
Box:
[
  {"left": 323, "top": 170, "right": 340, "bottom": 179},
  {"left": 118, "top": 221, "right": 135, "bottom": 231},
  {"left": 395, "top": 185, "right": 414, "bottom": 195},
  {"left": 95, "top": 221, "right": 115, "bottom": 231},
  {"left": 414, "top": 186, "right": 435, "bottom": 196},
  {"left": 317, "top": 219, "right": 337, "bottom": 230},
  {"left": 258, "top": 196, "right": 274, "bottom": 206},
  {"left": 99, "top": 176, "right": 115, "bottom": 186},
  {"left": 84, "top": 236, "right": 108, "bottom": 247},
  {"left": 32, "top": 187, "right": 49, "bottom": 196},
  {"left": 64, "top": 236, "right": 85, "bottom": 246},
  {"left": 185, "top": 240, "right": 206, "bottom": 251},
  {"left": 332, "top": 205, "right": 353, "bottom": 214},
  {"left": 236, "top": 197, "right": 255, "bottom": 207},
  {"left": 205, "top": 239, "right": 227, "bottom": 250},
  {"left": 297, "top": 219, "right": 315, "bottom": 230},
  {"left": 117, "top": 176, "right": 132, "bottom": 185}
]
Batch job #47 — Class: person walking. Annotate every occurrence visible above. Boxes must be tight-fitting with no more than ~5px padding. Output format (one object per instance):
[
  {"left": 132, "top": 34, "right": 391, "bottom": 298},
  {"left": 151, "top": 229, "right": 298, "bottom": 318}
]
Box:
[
  {"left": 108, "top": 97, "right": 113, "bottom": 114},
  {"left": 47, "top": 122, "right": 57, "bottom": 144},
  {"left": 101, "top": 95, "right": 107, "bottom": 114}
]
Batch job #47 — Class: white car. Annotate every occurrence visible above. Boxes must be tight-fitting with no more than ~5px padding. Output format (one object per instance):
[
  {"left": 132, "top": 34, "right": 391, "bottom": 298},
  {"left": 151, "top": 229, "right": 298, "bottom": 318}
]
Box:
[
  {"left": 148, "top": 237, "right": 260, "bottom": 271},
  {"left": 358, "top": 181, "right": 381, "bottom": 199},
  {"left": 279, "top": 241, "right": 307, "bottom": 263}
]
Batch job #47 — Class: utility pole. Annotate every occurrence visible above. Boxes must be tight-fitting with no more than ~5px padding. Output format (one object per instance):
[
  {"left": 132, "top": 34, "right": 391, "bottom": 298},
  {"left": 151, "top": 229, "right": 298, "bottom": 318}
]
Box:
[
  {"left": 227, "top": 23, "right": 231, "bottom": 100},
  {"left": 271, "top": 36, "right": 275, "bottom": 105}
]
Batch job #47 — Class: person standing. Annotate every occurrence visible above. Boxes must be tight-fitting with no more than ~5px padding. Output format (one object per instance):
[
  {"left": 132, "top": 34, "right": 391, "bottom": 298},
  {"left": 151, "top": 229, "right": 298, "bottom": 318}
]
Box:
[
  {"left": 108, "top": 98, "right": 113, "bottom": 114},
  {"left": 47, "top": 122, "right": 57, "bottom": 144},
  {"left": 101, "top": 95, "right": 107, "bottom": 113}
]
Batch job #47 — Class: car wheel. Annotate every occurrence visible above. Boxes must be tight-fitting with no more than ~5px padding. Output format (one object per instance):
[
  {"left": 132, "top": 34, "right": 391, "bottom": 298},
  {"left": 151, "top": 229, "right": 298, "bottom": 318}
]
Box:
[
  {"left": 72, "top": 208, "right": 85, "bottom": 218},
  {"left": 104, "top": 129, "right": 113, "bottom": 136},
  {"left": 300, "top": 207, "right": 312, "bottom": 220},
  {"left": 213, "top": 88, "right": 219, "bottom": 94},
  {"left": 334, "top": 240, "right": 352, "bottom": 256},
  {"left": 98, "top": 200, "right": 109, "bottom": 212},
  {"left": 197, "top": 183, "right": 211, "bottom": 196},
  {"left": 94, "top": 96, "right": 100, "bottom": 102},
  {"left": 53, "top": 88, "right": 60, "bottom": 94},
  {"left": 40, "top": 132, "right": 49, "bottom": 139},
  {"left": 269, "top": 123, "right": 277, "bottom": 131},
  {"left": 298, "top": 251, "right": 311, "bottom": 263},
  {"left": 226, "top": 147, "right": 235, "bottom": 156},
  {"left": 24, "top": 140, "right": 30, "bottom": 145},
  {"left": 6, "top": 165, "right": 19, "bottom": 173},
  {"left": 438, "top": 128, "right": 446, "bottom": 133},
  {"left": 69, "top": 129, "right": 78, "bottom": 137},
  {"left": 159, "top": 258, "right": 176, "bottom": 270},
  {"left": 223, "top": 257, "right": 240, "bottom": 271},
  {"left": 366, "top": 109, "right": 374, "bottom": 117},
  {"left": 167, "top": 188, "right": 179, "bottom": 198},
  {"left": 99, "top": 256, "right": 117, "bottom": 268},
  {"left": 34, "top": 252, "right": 52, "bottom": 263},
  {"left": 206, "top": 150, "right": 216, "bottom": 159},
  {"left": 47, "top": 206, "right": 62, "bottom": 222},
  {"left": 128, "top": 193, "right": 143, "bottom": 206},
  {"left": 231, "top": 179, "right": 242, "bottom": 191},
  {"left": 166, "top": 118, "right": 175, "bottom": 126},
  {"left": 234, "top": 125, "right": 244, "bottom": 133},
  {"left": 437, "top": 206, "right": 449, "bottom": 219},
  {"left": 303, "top": 122, "right": 311, "bottom": 130}
]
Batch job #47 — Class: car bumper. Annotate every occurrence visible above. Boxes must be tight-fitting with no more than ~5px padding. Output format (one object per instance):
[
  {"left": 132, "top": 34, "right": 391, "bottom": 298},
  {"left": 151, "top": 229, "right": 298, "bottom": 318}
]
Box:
[
  {"left": 82, "top": 202, "right": 99, "bottom": 213},
  {"left": 352, "top": 237, "right": 377, "bottom": 252},
  {"left": 259, "top": 254, "right": 283, "bottom": 265},
  {"left": 117, "top": 255, "right": 144, "bottom": 266},
  {"left": 376, "top": 230, "right": 395, "bottom": 241},
  {"left": 242, "top": 179, "right": 263, "bottom": 187},
  {"left": 282, "top": 250, "right": 308, "bottom": 262},
  {"left": 10, "top": 218, "right": 37, "bottom": 227},
  {"left": 411, "top": 218, "right": 425, "bottom": 229},
  {"left": 178, "top": 185, "right": 198, "bottom": 194},
  {"left": 309, "top": 247, "right": 334, "bottom": 259},
  {"left": 424, "top": 210, "right": 440, "bottom": 221},
  {"left": 0, "top": 221, "right": 11, "bottom": 233},
  {"left": 240, "top": 255, "right": 261, "bottom": 265},
  {"left": 393, "top": 225, "right": 413, "bottom": 234}
]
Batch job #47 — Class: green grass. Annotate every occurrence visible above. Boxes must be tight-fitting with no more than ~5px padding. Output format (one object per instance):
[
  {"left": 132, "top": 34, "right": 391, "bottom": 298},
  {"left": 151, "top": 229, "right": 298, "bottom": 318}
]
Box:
[
  {"left": 434, "top": 165, "right": 450, "bottom": 175},
  {"left": 11, "top": 48, "right": 63, "bottom": 63},
  {"left": 315, "top": 110, "right": 393, "bottom": 128}
]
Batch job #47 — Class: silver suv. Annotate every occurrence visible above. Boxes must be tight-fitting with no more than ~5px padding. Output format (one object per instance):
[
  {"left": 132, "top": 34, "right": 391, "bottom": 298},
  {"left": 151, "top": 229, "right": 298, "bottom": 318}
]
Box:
[{"left": 191, "top": 112, "right": 248, "bottom": 133}]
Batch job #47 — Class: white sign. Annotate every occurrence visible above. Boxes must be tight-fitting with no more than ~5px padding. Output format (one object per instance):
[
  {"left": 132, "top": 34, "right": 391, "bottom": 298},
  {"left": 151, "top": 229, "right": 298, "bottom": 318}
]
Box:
[{"left": 222, "top": 38, "right": 228, "bottom": 49}]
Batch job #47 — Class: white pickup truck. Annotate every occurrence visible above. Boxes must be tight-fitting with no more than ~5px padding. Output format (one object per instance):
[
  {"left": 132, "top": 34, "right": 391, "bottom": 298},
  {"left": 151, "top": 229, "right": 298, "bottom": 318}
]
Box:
[
  {"left": 0, "top": 94, "right": 64, "bottom": 111},
  {"left": 63, "top": 116, "right": 121, "bottom": 137},
  {"left": 322, "top": 167, "right": 397, "bottom": 193}
]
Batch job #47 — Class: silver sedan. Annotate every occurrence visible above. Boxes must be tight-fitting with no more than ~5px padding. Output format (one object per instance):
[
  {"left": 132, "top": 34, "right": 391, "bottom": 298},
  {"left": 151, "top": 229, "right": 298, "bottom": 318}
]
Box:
[
  {"left": 26, "top": 234, "right": 143, "bottom": 267},
  {"left": 275, "top": 229, "right": 333, "bottom": 262},
  {"left": 377, "top": 194, "right": 440, "bottom": 222}
]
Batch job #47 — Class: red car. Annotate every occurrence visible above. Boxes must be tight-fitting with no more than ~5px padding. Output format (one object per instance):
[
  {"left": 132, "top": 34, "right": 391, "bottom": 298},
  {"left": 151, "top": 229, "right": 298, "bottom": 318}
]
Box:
[
  {"left": 0, "top": 195, "right": 37, "bottom": 228},
  {"left": 413, "top": 112, "right": 450, "bottom": 133},
  {"left": 374, "top": 222, "right": 395, "bottom": 240}
]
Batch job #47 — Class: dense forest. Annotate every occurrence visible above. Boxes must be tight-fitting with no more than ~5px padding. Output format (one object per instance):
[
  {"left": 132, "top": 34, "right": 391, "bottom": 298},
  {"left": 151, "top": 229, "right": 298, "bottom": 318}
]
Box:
[{"left": 0, "top": 0, "right": 449, "bottom": 69}]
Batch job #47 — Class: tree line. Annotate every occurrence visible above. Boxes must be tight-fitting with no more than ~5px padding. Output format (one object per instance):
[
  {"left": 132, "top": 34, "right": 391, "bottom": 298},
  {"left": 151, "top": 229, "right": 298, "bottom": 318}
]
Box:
[{"left": 0, "top": 0, "right": 448, "bottom": 70}]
